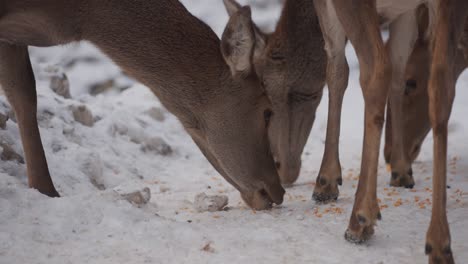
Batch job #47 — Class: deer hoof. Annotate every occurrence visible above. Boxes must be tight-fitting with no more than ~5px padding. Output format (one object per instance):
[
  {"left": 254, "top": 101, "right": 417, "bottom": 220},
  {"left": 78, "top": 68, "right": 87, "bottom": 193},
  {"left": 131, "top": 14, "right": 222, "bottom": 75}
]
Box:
[
  {"left": 390, "top": 168, "right": 415, "bottom": 189},
  {"left": 344, "top": 225, "right": 375, "bottom": 244},
  {"left": 38, "top": 188, "right": 60, "bottom": 198},
  {"left": 425, "top": 243, "right": 454, "bottom": 264},
  {"left": 312, "top": 175, "right": 340, "bottom": 203}
]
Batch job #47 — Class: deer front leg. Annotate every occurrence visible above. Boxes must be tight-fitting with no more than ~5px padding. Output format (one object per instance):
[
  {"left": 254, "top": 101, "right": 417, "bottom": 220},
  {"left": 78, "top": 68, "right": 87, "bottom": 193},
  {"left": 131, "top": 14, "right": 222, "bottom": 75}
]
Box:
[
  {"left": 331, "top": 0, "right": 389, "bottom": 242},
  {"left": 313, "top": 52, "right": 348, "bottom": 202},
  {"left": 0, "top": 44, "right": 59, "bottom": 197},
  {"left": 313, "top": 0, "right": 349, "bottom": 202},
  {"left": 425, "top": 1, "right": 467, "bottom": 263},
  {"left": 386, "top": 11, "right": 418, "bottom": 188}
]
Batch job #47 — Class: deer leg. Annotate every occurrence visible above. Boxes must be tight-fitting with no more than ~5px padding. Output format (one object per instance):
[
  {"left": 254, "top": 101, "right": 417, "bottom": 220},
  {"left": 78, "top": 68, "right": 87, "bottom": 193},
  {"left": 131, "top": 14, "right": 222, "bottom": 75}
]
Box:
[
  {"left": 387, "top": 11, "right": 418, "bottom": 188},
  {"left": 332, "top": 0, "right": 390, "bottom": 242},
  {"left": 313, "top": 51, "right": 348, "bottom": 202},
  {"left": 425, "top": 1, "right": 467, "bottom": 263},
  {"left": 383, "top": 102, "right": 393, "bottom": 166},
  {"left": 0, "top": 43, "right": 59, "bottom": 197},
  {"left": 312, "top": 1, "right": 348, "bottom": 202}
]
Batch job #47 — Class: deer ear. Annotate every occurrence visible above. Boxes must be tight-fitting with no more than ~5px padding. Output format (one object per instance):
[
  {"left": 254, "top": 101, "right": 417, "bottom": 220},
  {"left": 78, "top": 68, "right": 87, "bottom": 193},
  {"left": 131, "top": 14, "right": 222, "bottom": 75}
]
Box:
[
  {"left": 223, "top": 1, "right": 267, "bottom": 65},
  {"left": 221, "top": 6, "right": 256, "bottom": 76},
  {"left": 223, "top": 0, "right": 242, "bottom": 17}
]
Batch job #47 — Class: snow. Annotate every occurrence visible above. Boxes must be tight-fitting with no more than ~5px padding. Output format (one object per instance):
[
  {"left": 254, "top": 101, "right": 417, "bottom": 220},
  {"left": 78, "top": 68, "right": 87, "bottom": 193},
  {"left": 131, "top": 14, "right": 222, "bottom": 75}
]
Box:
[{"left": 1, "top": 1, "right": 467, "bottom": 264}]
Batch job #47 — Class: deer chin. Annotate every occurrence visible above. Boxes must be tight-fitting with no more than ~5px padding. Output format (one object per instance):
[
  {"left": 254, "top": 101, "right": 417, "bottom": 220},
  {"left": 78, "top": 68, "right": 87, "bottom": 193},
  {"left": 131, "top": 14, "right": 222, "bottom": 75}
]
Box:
[{"left": 240, "top": 184, "right": 285, "bottom": 210}]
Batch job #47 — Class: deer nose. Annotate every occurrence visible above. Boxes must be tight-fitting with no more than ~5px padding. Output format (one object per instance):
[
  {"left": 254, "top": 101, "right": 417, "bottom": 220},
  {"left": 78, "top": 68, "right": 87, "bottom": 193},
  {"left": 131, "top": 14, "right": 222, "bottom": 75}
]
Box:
[
  {"left": 240, "top": 183, "right": 285, "bottom": 210},
  {"left": 264, "top": 181, "right": 285, "bottom": 205}
]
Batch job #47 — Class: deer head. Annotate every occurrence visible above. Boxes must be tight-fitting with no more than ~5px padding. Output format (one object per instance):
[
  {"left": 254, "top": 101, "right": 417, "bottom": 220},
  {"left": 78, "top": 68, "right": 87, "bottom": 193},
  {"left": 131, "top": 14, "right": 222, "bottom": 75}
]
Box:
[
  {"left": 184, "top": 5, "right": 286, "bottom": 209},
  {"left": 223, "top": 0, "right": 326, "bottom": 185}
]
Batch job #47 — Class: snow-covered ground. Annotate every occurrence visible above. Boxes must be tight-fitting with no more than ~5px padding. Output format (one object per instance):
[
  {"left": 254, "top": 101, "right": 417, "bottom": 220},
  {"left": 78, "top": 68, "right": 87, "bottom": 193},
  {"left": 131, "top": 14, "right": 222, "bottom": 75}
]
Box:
[{"left": 1, "top": 1, "right": 467, "bottom": 263}]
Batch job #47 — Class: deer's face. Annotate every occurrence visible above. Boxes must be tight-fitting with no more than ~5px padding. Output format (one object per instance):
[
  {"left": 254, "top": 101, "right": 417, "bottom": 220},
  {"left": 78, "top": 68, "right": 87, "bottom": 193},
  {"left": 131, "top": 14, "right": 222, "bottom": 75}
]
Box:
[
  {"left": 183, "top": 3, "right": 285, "bottom": 210},
  {"left": 384, "top": 40, "right": 431, "bottom": 165},
  {"left": 223, "top": 0, "right": 327, "bottom": 185},
  {"left": 255, "top": 53, "right": 325, "bottom": 185}
]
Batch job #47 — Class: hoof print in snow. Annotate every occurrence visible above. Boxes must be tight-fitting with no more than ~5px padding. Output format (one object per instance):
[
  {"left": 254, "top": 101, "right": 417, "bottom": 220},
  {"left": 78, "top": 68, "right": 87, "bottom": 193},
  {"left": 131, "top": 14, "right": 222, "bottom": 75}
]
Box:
[
  {"left": 145, "top": 107, "right": 166, "bottom": 122},
  {"left": 44, "top": 65, "right": 71, "bottom": 99},
  {"left": 89, "top": 79, "right": 115, "bottom": 95},
  {"left": 82, "top": 154, "right": 105, "bottom": 190},
  {"left": 51, "top": 141, "right": 66, "bottom": 153},
  {"left": 141, "top": 137, "right": 172, "bottom": 156},
  {"left": 50, "top": 73, "right": 71, "bottom": 99},
  {"left": 194, "top": 193, "right": 228, "bottom": 213},
  {"left": 0, "top": 112, "right": 9, "bottom": 129},
  {"left": 72, "top": 105, "right": 94, "bottom": 127},
  {"left": 121, "top": 187, "right": 151, "bottom": 207},
  {"left": 0, "top": 142, "right": 24, "bottom": 164}
]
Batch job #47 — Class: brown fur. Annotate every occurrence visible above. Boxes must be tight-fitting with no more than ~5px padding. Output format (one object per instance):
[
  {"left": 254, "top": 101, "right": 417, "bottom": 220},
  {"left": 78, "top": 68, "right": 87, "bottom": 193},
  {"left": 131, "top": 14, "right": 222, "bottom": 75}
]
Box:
[
  {"left": 223, "top": 0, "right": 327, "bottom": 185},
  {"left": 317, "top": 0, "right": 468, "bottom": 262},
  {"left": 424, "top": 1, "right": 468, "bottom": 263},
  {"left": 384, "top": 6, "right": 468, "bottom": 167},
  {"left": 0, "top": 0, "right": 287, "bottom": 210},
  {"left": 385, "top": 5, "right": 468, "bottom": 263},
  {"left": 329, "top": 0, "right": 391, "bottom": 244}
]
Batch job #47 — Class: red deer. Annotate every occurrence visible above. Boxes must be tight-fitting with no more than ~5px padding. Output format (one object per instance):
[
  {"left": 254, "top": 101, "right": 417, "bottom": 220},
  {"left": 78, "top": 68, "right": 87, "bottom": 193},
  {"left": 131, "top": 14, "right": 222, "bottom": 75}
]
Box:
[
  {"left": 223, "top": 0, "right": 327, "bottom": 185},
  {"left": 0, "top": 0, "right": 287, "bottom": 210},
  {"left": 313, "top": 0, "right": 467, "bottom": 263}
]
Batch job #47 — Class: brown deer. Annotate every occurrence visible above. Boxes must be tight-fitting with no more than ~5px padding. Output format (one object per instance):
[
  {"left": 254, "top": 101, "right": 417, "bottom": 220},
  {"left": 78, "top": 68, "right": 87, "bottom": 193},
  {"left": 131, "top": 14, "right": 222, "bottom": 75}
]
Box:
[
  {"left": 223, "top": 0, "right": 327, "bottom": 185},
  {"left": 384, "top": 6, "right": 468, "bottom": 171},
  {"left": 312, "top": 0, "right": 423, "bottom": 203},
  {"left": 0, "top": 0, "right": 287, "bottom": 210},
  {"left": 313, "top": 0, "right": 468, "bottom": 263}
]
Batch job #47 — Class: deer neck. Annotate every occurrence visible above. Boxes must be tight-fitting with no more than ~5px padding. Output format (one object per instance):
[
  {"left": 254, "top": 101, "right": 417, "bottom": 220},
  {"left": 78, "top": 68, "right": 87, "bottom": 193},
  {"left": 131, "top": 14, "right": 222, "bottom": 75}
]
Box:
[
  {"left": 265, "top": 0, "right": 325, "bottom": 89},
  {"left": 80, "top": 0, "right": 231, "bottom": 120},
  {"left": 272, "top": 0, "right": 323, "bottom": 51}
]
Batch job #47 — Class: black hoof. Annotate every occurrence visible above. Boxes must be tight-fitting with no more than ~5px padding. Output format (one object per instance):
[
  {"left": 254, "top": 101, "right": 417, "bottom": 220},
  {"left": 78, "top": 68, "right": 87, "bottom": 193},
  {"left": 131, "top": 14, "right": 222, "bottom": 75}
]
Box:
[
  {"left": 39, "top": 189, "right": 60, "bottom": 198},
  {"left": 390, "top": 168, "right": 415, "bottom": 188},
  {"left": 312, "top": 191, "right": 338, "bottom": 203}
]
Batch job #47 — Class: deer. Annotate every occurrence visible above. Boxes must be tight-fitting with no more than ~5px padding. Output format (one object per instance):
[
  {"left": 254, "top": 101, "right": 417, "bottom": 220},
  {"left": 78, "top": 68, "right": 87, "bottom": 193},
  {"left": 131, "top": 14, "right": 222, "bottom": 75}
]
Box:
[
  {"left": 384, "top": 6, "right": 468, "bottom": 172},
  {"left": 0, "top": 0, "right": 289, "bottom": 210},
  {"left": 222, "top": 0, "right": 327, "bottom": 186},
  {"left": 311, "top": 0, "right": 468, "bottom": 263}
]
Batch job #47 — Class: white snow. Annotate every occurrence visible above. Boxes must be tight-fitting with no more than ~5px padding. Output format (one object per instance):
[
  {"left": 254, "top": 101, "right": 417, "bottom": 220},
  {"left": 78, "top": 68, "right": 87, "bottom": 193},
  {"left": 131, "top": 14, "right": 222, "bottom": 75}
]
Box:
[{"left": 1, "top": 1, "right": 467, "bottom": 264}]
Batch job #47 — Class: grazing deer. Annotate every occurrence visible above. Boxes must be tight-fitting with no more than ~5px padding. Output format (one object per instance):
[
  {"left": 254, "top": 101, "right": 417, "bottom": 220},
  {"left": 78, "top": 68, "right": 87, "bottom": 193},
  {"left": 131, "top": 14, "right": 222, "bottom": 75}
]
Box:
[
  {"left": 223, "top": 0, "right": 327, "bottom": 185},
  {"left": 0, "top": 0, "right": 287, "bottom": 210},
  {"left": 385, "top": 10, "right": 468, "bottom": 264},
  {"left": 384, "top": 6, "right": 468, "bottom": 171},
  {"left": 313, "top": 0, "right": 468, "bottom": 263},
  {"left": 312, "top": 0, "right": 424, "bottom": 203}
]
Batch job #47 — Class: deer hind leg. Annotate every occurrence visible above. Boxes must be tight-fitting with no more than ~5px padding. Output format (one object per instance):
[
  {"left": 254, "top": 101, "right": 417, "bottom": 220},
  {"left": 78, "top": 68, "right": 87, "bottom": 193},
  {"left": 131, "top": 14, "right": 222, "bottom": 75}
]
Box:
[
  {"left": 312, "top": 0, "right": 349, "bottom": 202},
  {"left": 386, "top": 11, "right": 419, "bottom": 188},
  {"left": 331, "top": 0, "right": 390, "bottom": 242},
  {"left": 425, "top": 1, "right": 467, "bottom": 263},
  {"left": 0, "top": 43, "right": 59, "bottom": 197}
]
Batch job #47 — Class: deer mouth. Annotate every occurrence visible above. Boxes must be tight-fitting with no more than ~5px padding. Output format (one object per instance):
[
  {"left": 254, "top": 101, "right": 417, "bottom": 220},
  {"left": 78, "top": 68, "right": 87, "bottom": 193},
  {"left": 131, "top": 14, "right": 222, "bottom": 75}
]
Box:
[{"left": 241, "top": 184, "right": 285, "bottom": 210}]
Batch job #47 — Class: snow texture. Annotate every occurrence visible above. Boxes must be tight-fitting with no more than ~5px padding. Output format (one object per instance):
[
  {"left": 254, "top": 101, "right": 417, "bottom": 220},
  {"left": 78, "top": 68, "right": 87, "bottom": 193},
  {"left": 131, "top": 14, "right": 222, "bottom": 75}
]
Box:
[{"left": 0, "top": 1, "right": 467, "bottom": 264}]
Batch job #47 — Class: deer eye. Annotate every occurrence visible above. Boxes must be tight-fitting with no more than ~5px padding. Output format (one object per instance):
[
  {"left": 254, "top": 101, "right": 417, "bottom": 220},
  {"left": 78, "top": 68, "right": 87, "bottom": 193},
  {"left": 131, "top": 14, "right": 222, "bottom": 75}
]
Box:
[{"left": 264, "top": 109, "right": 273, "bottom": 127}]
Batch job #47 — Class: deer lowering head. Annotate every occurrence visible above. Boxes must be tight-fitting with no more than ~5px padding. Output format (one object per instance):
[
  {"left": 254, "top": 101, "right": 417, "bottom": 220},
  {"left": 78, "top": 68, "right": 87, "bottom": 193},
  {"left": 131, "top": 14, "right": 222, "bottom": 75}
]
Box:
[
  {"left": 223, "top": 0, "right": 327, "bottom": 185},
  {"left": 0, "top": 0, "right": 285, "bottom": 209}
]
